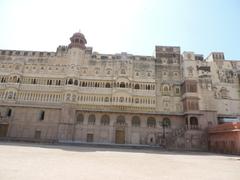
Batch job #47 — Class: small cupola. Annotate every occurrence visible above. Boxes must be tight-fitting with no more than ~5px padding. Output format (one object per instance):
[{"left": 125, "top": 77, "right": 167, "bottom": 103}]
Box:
[{"left": 68, "top": 31, "right": 87, "bottom": 49}]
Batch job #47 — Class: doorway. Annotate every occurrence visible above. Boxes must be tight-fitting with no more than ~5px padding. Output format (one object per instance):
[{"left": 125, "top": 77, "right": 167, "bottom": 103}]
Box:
[
  {"left": 87, "top": 133, "right": 94, "bottom": 142},
  {"left": 0, "top": 124, "right": 9, "bottom": 137},
  {"left": 115, "top": 130, "right": 125, "bottom": 144}
]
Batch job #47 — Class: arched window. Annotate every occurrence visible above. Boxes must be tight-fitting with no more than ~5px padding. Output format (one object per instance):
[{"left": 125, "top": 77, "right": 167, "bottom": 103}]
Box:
[
  {"left": 13, "top": 76, "right": 17, "bottom": 82},
  {"left": 134, "top": 84, "right": 140, "bottom": 89},
  {"left": 163, "top": 85, "right": 169, "bottom": 92},
  {"left": 190, "top": 117, "right": 198, "bottom": 129},
  {"left": 132, "top": 116, "right": 140, "bottom": 127},
  {"left": 1, "top": 77, "right": 5, "bottom": 83},
  {"left": 47, "top": 80, "right": 52, "bottom": 85},
  {"left": 147, "top": 85, "right": 150, "bottom": 90},
  {"left": 76, "top": 113, "right": 84, "bottom": 124},
  {"left": 105, "top": 83, "right": 110, "bottom": 88},
  {"left": 68, "top": 79, "right": 73, "bottom": 85},
  {"left": 162, "top": 118, "right": 171, "bottom": 128},
  {"left": 104, "top": 97, "right": 109, "bottom": 102},
  {"left": 88, "top": 114, "right": 96, "bottom": 125},
  {"left": 116, "top": 115, "right": 125, "bottom": 125},
  {"left": 101, "top": 114, "right": 110, "bottom": 126},
  {"left": 120, "top": 82, "right": 125, "bottom": 88},
  {"left": 32, "top": 79, "right": 36, "bottom": 84},
  {"left": 147, "top": 117, "right": 156, "bottom": 128},
  {"left": 74, "top": 80, "right": 78, "bottom": 86}
]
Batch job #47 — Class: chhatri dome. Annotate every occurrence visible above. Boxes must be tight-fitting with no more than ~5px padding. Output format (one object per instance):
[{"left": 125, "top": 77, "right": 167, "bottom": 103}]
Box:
[{"left": 68, "top": 31, "right": 87, "bottom": 49}]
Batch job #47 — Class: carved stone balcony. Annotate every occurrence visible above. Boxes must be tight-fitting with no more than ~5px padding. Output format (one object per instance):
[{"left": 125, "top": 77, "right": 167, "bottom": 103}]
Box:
[{"left": 19, "top": 84, "right": 62, "bottom": 92}]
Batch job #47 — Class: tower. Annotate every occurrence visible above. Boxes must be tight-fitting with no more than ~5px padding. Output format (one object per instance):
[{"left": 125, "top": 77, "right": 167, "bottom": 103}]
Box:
[{"left": 68, "top": 32, "right": 87, "bottom": 49}]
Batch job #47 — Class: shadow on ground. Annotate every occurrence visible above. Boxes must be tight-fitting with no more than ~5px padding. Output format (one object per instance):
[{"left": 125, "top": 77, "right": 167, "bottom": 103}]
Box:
[{"left": 0, "top": 141, "right": 238, "bottom": 158}]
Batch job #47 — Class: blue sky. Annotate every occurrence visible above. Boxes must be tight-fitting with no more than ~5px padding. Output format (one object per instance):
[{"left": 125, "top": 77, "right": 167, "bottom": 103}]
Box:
[{"left": 0, "top": 0, "right": 239, "bottom": 59}]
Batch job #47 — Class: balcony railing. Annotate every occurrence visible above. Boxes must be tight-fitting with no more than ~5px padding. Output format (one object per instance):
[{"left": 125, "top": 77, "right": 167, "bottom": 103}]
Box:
[{"left": 185, "top": 125, "right": 201, "bottom": 130}]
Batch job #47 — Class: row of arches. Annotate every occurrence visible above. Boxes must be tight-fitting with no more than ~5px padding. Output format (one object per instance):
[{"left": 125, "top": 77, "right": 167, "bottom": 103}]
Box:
[
  {"left": 0, "top": 90, "right": 155, "bottom": 105},
  {"left": 0, "top": 76, "right": 20, "bottom": 83},
  {"left": 76, "top": 114, "right": 171, "bottom": 128},
  {"left": 0, "top": 76, "right": 155, "bottom": 91},
  {"left": 0, "top": 76, "right": 63, "bottom": 86},
  {"left": 67, "top": 78, "right": 155, "bottom": 90}
]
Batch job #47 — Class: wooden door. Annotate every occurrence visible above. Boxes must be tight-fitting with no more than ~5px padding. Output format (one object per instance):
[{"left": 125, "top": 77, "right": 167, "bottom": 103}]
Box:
[
  {"left": 34, "top": 130, "right": 41, "bottom": 139},
  {"left": 115, "top": 130, "right": 125, "bottom": 144},
  {"left": 0, "top": 124, "right": 9, "bottom": 137},
  {"left": 87, "top": 133, "right": 94, "bottom": 142}
]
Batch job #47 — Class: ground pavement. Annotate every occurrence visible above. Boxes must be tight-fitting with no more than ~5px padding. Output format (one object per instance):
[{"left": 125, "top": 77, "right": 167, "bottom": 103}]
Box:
[{"left": 0, "top": 142, "right": 239, "bottom": 180}]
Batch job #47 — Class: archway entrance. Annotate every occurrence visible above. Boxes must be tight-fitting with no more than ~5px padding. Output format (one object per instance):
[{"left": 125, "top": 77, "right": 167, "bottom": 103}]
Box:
[
  {"left": 115, "top": 115, "right": 126, "bottom": 144},
  {"left": 115, "top": 130, "right": 125, "bottom": 144},
  {"left": 0, "top": 124, "right": 9, "bottom": 137}
]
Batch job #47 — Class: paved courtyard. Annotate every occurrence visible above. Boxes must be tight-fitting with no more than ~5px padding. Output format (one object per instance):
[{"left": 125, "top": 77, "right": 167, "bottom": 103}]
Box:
[{"left": 0, "top": 142, "right": 239, "bottom": 180}]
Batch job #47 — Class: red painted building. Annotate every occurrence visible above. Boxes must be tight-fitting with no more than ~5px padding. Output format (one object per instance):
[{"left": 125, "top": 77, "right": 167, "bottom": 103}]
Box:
[{"left": 208, "top": 122, "right": 240, "bottom": 155}]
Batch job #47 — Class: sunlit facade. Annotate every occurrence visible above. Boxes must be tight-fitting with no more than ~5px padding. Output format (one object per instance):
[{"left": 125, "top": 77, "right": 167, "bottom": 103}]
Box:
[{"left": 0, "top": 32, "right": 239, "bottom": 150}]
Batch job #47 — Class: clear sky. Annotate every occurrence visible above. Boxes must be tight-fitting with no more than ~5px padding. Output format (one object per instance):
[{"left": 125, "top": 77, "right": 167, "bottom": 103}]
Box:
[{"left": 0, "top": 0, "right": 239, "bottom": 59}]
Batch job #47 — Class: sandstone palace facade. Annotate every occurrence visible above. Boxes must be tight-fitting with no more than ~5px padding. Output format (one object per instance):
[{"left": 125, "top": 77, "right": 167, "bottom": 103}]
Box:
[{"left": 0, "top": 32, "right": 239, "bottom": 150}]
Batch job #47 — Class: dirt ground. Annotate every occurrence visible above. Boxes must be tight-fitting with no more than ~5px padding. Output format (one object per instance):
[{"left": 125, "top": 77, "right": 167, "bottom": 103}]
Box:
[{"left": 0, "top": 142, "right": 239, "bottom": 180}]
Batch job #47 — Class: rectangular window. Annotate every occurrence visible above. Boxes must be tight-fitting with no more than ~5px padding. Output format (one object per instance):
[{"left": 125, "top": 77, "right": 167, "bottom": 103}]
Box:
[
  {"left": 181, "top": 81, "right": 198, "bottom": 94},
  {"left": 39, "top": 111, "right": 45, "bottom": 121},
  {"left": 175, "top": 87, "right": 180, "bottom": 94},
  {"left": 189, "top": 84, "right": 197, "bottom": 92},
  {"left": 7, "top": 108, "right": 12, "bottom": 117}
]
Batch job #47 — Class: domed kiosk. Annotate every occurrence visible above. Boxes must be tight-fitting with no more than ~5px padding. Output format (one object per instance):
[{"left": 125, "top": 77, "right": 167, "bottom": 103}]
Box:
[{"left": 68, "top": 32, "right": 87, "bottom": 49}]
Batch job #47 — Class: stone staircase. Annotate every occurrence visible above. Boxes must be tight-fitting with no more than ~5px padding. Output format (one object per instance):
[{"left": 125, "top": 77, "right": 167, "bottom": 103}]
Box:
[
  {"left": 164, "top": 126, "right": 187, "bottom": 149},
  {"left": 164, "top": 126, "right": 208, "bottom": 151}
]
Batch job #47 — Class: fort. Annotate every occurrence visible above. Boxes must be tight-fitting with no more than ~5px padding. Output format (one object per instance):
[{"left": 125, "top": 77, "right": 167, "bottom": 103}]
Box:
[{"left": 0, "top": 32, "right": 239, "bottom": 151}]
